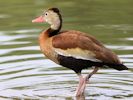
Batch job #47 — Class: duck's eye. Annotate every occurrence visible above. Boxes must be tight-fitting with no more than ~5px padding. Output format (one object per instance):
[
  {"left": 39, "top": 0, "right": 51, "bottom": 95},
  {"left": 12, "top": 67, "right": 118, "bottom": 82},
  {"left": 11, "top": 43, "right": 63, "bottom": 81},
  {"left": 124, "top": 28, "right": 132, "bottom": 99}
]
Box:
[{"left": 45, "top": 13, "right": 48, "bottom": 16}]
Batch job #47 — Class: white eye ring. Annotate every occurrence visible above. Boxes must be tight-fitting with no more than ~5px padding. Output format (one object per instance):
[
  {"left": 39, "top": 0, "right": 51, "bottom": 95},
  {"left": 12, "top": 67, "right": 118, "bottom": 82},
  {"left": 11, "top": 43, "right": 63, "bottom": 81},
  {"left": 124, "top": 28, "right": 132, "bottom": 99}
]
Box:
[{"left": 45, "top": 13, "right": 48, "bottom": 16}]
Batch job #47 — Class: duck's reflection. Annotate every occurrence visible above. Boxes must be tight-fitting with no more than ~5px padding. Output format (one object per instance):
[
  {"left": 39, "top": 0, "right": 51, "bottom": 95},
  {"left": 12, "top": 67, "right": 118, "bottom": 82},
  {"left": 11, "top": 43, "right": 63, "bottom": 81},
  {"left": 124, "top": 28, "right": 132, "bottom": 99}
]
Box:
[{"left": 75, "top": 95, "right": 85, "bottom": 100}]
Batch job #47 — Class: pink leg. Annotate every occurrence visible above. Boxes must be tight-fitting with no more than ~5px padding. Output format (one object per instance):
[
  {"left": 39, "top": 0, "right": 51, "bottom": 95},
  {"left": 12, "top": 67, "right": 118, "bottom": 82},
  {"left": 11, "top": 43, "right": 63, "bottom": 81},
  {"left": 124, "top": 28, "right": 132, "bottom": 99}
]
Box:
[
  {"left": 85, "top": 67, "right": 99, "bottom": 81},
  {"left": 77, "top": 78, "right": 87, "bottom": 96},
  {"left": 81, "top": 67, "right": 99, "bottom": 94},
  {"left": 75, "top": 67, "right": 99, "bottom": 96},
  {"left": 75, "top": 74, "right": 85, "bottom": 96},
  {"left": 80, "top": 67, "right": 99, "bottom": 94}
]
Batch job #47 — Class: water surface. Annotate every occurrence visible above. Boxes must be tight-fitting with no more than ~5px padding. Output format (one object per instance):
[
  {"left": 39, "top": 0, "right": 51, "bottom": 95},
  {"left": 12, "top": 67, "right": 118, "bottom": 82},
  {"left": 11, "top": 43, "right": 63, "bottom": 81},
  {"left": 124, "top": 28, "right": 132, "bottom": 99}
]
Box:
[{"left": 0, "top": 0, "right": 133, "bottom": 100}]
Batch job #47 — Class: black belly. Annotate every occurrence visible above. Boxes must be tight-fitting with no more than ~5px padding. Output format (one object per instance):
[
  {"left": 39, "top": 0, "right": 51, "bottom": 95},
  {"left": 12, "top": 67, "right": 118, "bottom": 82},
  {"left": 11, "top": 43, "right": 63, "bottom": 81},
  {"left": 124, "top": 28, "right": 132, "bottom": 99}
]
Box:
[{"left": 57, "top": 55, "right": 104, "bottom": 74}]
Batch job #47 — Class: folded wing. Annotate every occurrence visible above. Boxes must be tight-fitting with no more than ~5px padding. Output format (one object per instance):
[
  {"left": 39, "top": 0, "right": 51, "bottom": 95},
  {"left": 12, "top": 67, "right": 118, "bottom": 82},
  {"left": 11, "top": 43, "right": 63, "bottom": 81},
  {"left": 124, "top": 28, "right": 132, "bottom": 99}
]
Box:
[{"left": 52, "top": 30, "right": 121, "bottom": 64}]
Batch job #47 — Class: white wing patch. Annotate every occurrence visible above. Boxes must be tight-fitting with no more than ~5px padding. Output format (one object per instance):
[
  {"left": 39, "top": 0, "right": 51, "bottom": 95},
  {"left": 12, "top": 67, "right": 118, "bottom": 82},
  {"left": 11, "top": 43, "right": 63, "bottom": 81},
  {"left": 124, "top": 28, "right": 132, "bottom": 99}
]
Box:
[{"left": 54, "top": 47, "right": 101, "bottom": 62}]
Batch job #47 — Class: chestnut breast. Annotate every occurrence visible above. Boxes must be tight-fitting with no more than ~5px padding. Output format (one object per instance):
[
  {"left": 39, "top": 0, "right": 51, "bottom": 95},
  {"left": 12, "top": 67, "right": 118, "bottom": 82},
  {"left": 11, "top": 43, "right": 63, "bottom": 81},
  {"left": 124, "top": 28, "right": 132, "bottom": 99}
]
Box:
[{"left": 39, "top": 31, "right": 59, "bottom": 64}]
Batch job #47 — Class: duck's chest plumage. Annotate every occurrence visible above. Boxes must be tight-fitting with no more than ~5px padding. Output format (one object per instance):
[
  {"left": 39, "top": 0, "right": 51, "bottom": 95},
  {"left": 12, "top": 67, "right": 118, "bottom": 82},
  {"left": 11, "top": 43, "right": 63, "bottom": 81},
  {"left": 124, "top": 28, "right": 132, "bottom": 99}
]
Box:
[{"left": 39, "top": 31, "right": 59, "bottom": 64}]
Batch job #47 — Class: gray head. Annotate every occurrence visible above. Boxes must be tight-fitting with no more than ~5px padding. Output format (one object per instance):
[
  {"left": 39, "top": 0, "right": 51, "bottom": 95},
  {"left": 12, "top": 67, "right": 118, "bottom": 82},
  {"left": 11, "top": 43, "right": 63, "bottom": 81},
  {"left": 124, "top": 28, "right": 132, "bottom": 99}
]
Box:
[{"left": 32, "top": 8, "right": 62, "bottom": 30}]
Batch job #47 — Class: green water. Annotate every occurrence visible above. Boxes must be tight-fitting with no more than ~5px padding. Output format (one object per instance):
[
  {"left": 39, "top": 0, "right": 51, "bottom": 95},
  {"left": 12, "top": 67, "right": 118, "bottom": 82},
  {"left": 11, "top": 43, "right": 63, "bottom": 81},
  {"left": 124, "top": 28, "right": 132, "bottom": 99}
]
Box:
[{"left": 0, "top": 0, "right": 133, "bottom": 100}]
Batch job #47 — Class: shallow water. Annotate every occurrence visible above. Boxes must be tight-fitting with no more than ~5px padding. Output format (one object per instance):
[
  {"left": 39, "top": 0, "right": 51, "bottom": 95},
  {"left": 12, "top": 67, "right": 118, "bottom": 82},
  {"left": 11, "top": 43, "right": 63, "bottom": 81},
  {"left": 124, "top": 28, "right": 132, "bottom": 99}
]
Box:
[{"left": 0, "top": 0, "right": 133, "bottom": 100}]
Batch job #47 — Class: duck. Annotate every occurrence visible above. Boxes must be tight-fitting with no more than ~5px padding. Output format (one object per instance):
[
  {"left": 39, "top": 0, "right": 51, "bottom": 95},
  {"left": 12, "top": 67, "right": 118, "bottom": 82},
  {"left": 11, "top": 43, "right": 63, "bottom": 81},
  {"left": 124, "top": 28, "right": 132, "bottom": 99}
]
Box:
[{"left": 32, "top": 7, "right": 128, "bottom": 96}]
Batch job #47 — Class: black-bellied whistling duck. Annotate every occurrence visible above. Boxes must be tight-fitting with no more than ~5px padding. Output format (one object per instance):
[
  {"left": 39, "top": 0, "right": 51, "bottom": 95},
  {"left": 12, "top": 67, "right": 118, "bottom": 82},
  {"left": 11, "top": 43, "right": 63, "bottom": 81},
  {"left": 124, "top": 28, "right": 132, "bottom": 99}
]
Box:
[{"left": 32, "top": 8, "right": 128, "bottom": 96}]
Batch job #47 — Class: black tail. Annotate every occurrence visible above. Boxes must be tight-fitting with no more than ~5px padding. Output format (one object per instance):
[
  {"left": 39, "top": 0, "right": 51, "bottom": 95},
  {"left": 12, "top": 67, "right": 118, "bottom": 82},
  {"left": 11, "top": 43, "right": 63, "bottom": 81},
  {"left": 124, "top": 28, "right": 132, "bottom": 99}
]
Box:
[{"left": 105, "top": 63, "right": 128, "bottom": 71}]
